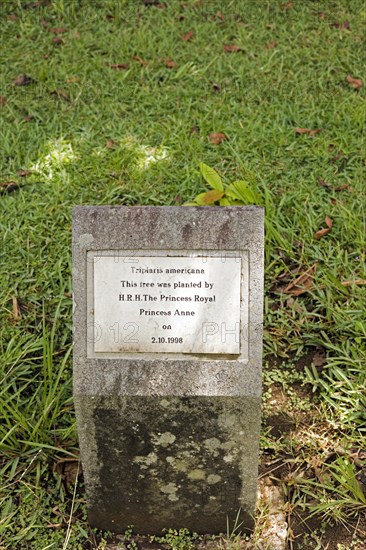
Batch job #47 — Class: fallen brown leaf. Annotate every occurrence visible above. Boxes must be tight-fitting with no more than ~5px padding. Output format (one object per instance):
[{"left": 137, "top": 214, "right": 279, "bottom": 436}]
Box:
[
  {"left": 281, "top": 1, "right": 293, "bottom": 9},
  {"left": 0, "top": 96, "right": 7, "bottom": 107},
  {"left": 12, "top": 297, "right": 22, "bottom": 321},
  {"left": 18, "top": 169, "right": 33, "bottom": 177},
  {"left": 50, "top": 27, "right": 67, "bottom": 34},
  {"left": 223, "top": 44, "right": 242, "bottom": 53},
  {"left": 165, "top": 59, "right": 177, "bottom": 68},
  {"left": 23, "top": 114, "right": 33, "bottom": 122},
  {"left": 284, "top": 263, "right": 317, "bottom": 296},
  {"left": 106, "top": 139, "right": 117, "bottom": 149},
  {"left": 330, "top": 21, "right": 350, "bottom": 29},
  {"left": 108, "top": 63, "right": 130, "bottom": 70},
  {"left": 182, "top": 30, "right": 194, "bottom": 41},
  {"left": 52, "top": 37, "right": 63, "bottom": 45},
  {"left": 46, "top": 522, "right": 64, "bottom": 529},
  {"left": 0, "top": 182, "right": 19, "bottom": 194},
  {"left": 295, "top": 127, "right": 323, "bottom": 136},
  {"left": 14, "top": 74, "right": 34, "bottom": 86},
  {"left": 325, "top": 215, "right": 333, "bottom": 228},
  {"left": 40, "top": 19, "right": 48, "bottom": 27},
  {"left": 53, "top": 458, "right": 81, "bottom": 490},
  {"left": 346, "top": 75, "right": 363, "bottom": 89},
  {"left": 132, "top": 55, "right": 148, "bottom": 66},
  {"left": 50, "top": 89, "right": 69, "bottom": 101},
  {"left": 314, "top": 227, "right": 330, "bottom": 240},
  {"left": 278, "top": 265, "right": 301, "bottom": 281},
  {"left": 215, "top": 11, "right": 225, "bottom": 21},
  {"left": 317, "top": 176, "right": 332, "bottom": 189},
  {"left": 335, "top": 184, "right": 351, "bottom": 191},
  {"left": 341, "top": 279, "right": 366, "bottom": 287},
  {"left": 330, "top": 150, "right": 343, "bottom": 162},
  {"left": 7, "top": 14, "right": 17, "bottom": 21},
  {"left": 190, "top": 125, "right": 200, "bottom": 135},
  {"left": 330, "top": 198, "right": 338, "bottom": 206},
  {"left": 266, "top": 41, "right": 277, "bottom": 49},
  {"left": 209, "top": 132, "right": 228, "bottom": 145},
  {"left": 313, "top": 350, "right": 327, "bottom": 367},
  {"left": 66, "top": 76, "right": 81, "bottom": 83}
]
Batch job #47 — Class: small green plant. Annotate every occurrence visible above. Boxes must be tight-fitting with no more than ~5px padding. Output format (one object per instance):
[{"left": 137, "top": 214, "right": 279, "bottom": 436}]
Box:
[
  {"left": 186, "top": 163, "right": 291, "bottom": 262},
  {"left": 291, "top": 456, "right": 366, "bottom": 524},
  {"left": 185, "top": 163, "right": 262, "bottom": 207},
  {"left": 150, "top": 527, "right": 199, "bottom": 549}
]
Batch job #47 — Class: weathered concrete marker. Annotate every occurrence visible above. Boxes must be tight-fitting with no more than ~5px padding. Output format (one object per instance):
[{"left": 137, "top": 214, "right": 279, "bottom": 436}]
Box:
[{"left": 73, "top": 206, "right": 264, "bottom": 533}]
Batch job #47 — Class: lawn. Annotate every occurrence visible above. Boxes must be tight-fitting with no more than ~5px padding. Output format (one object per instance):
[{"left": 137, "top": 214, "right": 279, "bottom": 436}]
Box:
[{"left": 0, "top": 0, "right": 365, "bottom": 548}]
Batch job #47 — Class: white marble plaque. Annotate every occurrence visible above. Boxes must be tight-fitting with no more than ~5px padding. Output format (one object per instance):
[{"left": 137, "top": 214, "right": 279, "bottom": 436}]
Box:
[{"left": 93, "top": 256, "right": 241, "bottom": 354}]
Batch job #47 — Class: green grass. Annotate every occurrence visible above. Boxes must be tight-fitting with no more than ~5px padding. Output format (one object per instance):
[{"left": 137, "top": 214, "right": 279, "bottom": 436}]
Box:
[{"left": 0, "top": 0, "right": 365, "bottom": 548}]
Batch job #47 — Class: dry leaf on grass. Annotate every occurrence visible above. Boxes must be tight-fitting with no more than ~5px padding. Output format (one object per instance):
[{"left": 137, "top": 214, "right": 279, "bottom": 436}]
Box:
[
  {"left": 266, "top": 41, "right": 277, "bottom": 49},
  {"left": 54, "top": 458, "right": 81, "bottom": 490},
  {"left": 295, "top": 127, "right": 322, "bottom": 136},
  {"left": 313, "top": 350, "right": 327, "bottom": 367},
  {"left": 223, "top": 44, "right": 242, "bottom": 53},
  {"left": 314, "top": 215, "right": 333, "bottom": 240},
  {"left": 0, "top": 181, "right": 19, "bottom": 193},
  {"left": 18, "top": 170, "right": 33, "bottom": 177},
  {"left": 190, "top": 125, "right": 200, "bottom": 135},
  {"left": 108, "top": 63, "right": 129, "bottom": 70},
  {"left": 346, "top": 75, "right": 363, "bottom": 89},
  {"left": 284, "top": 263, "right": 317, "bottom": 296},
  {"left": 132, "top": 55, "right": 148, "bottom": 66},
  {"left": 341, "top": 279, "right": 366, "bottom": 287},
  {"left": 106, "top": 139, "right": 117, "bottom": 149},
  {"left": 331, "top": 21, "right": 350, "bottom": 29},
  {"left": 325, "top": 215, "right": 333, "bottom": 228},
  {"left": 52, "top": 37, "right": 63, "bottom": 45},
  {"left": 330, "top": 150, "right": 343, "bottom": 162},
  {"left": 0, "top": 96, "right": 7, "bottom": 106},
  {"left": 13, "top": 74, "right": 34, "bottom": 86},
  {"left": 314, "top": 227, "right": 330, "bottom": 240},
  {"left": 50, "top": 89, "right": 69, "bottom": 101},
  {"left": 12, "top": 297, "right": 22, "bottom": 321},
  {"left": 164, "top": 59, "right": 177, "bottom": 68},
  {"left": 50, "top": 27, "right": 67, "bottom": 34},
  {"left": 317, "top": 176, "right": 332, "bottom": 189},
  {"left": 182, "top": 30, "right": 194, "bottom": 41},
  {"left": 209, "top": 132, "right": 227, "bottom": 145},
  {"left": 335, "top": 184, "right": 352, "bottom": 191}
]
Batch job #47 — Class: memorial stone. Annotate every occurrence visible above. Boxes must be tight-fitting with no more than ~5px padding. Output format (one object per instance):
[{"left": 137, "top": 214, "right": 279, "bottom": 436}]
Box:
[{"left": 73, "top": 205, "right": 264, "bottom": 533}]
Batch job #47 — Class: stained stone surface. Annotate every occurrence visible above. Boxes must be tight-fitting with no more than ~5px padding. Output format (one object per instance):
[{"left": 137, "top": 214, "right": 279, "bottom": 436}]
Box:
[{"left": 72, "top": 206, "right": 264, "bottom": 534}]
